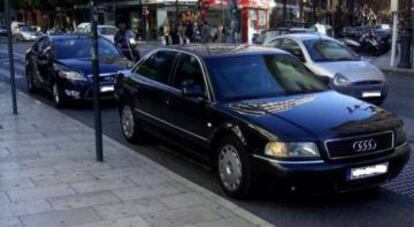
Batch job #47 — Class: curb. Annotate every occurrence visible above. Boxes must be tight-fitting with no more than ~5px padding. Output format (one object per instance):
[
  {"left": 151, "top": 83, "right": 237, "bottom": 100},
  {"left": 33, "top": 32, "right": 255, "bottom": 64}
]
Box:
[{"left": 9, "top": 85, "right": 274, "bottom": 227}]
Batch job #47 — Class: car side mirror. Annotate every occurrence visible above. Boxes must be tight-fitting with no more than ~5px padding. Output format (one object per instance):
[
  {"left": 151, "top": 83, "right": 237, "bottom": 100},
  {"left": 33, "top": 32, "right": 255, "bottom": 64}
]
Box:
[{"left": 181, "top": 79, "right": 205, "bottom": 99}]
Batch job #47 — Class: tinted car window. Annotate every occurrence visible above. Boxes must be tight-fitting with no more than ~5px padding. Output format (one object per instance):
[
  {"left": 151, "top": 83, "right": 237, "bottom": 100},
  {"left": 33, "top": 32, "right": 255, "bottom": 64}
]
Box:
[
  {"left": 280, "top": 39, "right": 301, "bottom": 51},
  {"left": 99, "top": 26, "right": 118, "bottom": 35},
  {"left": 303, "top": 39, "right": 359, "bottom": 62},
  {"left": 205, "top": 55, "right": 326, "bottom": 101},
  {"left": 267, "top": 39, "right": 282, "bottom": 47},
  {"left": 52, "top": 38, "right": 120, "bottom": 59},
  {"left": 135, "top": 51, "right": 177, "bottom": 84},
  {"left": 172, "top": 54, "right": 204, "bottom": 92}
]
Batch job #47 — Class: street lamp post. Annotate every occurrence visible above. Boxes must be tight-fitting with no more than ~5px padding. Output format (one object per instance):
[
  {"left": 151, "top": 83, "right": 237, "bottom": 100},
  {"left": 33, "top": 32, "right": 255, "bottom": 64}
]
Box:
[
  {"left": 90, "top": 0, "right": 103, "bottom": 162},
  {"left": 398, "top": 0, "right": 413, "bottom": 68},
  {"left": 5, "top": 0, "right": 18, "bottom": 115}
]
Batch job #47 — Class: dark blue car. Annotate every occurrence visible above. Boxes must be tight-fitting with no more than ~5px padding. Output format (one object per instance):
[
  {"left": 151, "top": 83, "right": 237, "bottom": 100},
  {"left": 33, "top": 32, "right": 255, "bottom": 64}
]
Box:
[
  {"left": 25, "top": 34, "right": 132, "bottom": 107},
  {"left": 115, "top": 44, "right": 410, "bottom": 199}
]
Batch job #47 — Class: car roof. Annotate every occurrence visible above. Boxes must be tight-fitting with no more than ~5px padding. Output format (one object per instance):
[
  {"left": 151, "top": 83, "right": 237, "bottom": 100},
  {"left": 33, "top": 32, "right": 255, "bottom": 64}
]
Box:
[
  {"left": 154, "top": 44, "right": 287, "bottom": 58},
  {"left": 275, "top": 33, "right": 334, "bottom": 42},
  {"left": 47, "top": 33, "right": 91, "bottom": 41}
]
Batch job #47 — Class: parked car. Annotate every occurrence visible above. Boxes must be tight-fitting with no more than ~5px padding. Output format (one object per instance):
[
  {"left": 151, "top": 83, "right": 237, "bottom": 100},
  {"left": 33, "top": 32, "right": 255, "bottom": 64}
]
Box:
[
  {"left": 25, "top": 34, "right": 132, "bottom": 107},
  {"left": 115, "top": 44, "right": 410, "bottom": 199},
  {"left": 253, "top": 27, "right": 313, "bottom": 45},
  {"left": 264, "top": 33, "right": 388, "bottom": 105},
  {"left": 14, "top": 25, "right": 43, "bottom": 41},
  {"left": 77, "top": 23, "right": 118, "bottom": 42}
]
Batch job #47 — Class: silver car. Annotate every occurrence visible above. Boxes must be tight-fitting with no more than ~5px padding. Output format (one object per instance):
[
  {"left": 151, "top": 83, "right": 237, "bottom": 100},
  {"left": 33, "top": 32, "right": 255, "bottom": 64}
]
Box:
[{"left": 264, "top": 33, "right": 387, "bottom": 105}]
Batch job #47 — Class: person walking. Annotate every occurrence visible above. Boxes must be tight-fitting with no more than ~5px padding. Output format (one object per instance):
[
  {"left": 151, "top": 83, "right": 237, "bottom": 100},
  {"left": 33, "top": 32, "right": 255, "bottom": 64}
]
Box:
[
  {"left": 162, "top": 20, "right": 172, "bottom": 45},
  {"left": 185, "top": 21, "right": 193, "bottom": 43},
  {"left": 114, "top": 21, "right": 137, "bottom": 61},
  {"left": 177, "top": 21, "right": 186, "bottom": 44},
  {"left": 193, "top": 21, "right": 201, "bottom": 43},
  {"left": 201, "top": 21, "right": 210, "bottom": 44}
]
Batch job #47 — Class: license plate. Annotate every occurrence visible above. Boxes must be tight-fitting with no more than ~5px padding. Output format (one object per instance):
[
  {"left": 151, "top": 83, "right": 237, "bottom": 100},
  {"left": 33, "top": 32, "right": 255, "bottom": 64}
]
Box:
[
  {"left": 100, "top": 86, "right": 114, "bottom": 93},
  {"left": 347, "top": 162, "right": 388, "bottom": 181},
  {"left": 362, "top": 91, "right": 381, "bottom": 98}
]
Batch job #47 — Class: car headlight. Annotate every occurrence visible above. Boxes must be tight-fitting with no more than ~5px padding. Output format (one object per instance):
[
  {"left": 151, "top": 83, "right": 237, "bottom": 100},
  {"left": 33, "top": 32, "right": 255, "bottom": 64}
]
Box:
[
  {"left": 265, "top": 142, "right": 320, "bottom": 158},
  {"left": 333, "top": 73, "right": 351, "bottom": 87},
  {"left": 59, "top": 70, "right": 87, "bottom": 81}
]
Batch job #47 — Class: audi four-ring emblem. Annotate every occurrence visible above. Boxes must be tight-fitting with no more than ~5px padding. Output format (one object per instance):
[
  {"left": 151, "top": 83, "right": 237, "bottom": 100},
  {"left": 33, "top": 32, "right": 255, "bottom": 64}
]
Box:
[{"left": 352, "top": 139, "right": 378, "bottom": 152}]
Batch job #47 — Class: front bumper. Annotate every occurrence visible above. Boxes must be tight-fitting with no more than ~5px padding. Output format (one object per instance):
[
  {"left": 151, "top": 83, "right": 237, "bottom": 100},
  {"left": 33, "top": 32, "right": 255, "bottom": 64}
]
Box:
[
  {"left": 332, "top": 82, "right": 388, "bottom": 103},
  {"left": 58, "top": 79, "right": 115, "bottom": 101},
  {"left": 252, "top": 143, "right": 410, "bottom": 193}
]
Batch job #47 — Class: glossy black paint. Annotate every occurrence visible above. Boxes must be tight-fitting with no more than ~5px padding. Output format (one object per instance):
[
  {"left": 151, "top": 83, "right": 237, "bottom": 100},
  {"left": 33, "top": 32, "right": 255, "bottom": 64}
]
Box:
[
  {"left": 25, "top": 34, "right": 131, "bottom": 101},
  {"left": 115, "top": 45, "right": 410, "bottom": 192}
]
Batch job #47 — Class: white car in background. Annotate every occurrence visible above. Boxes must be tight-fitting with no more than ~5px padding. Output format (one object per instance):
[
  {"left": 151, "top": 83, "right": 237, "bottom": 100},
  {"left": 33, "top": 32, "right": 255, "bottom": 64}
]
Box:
[
  {"left": 77, "top": 23, "right": 118, "bottom": 43},
  {"left": 264, "top": 33, "right": 387, "bottom": 105},
  {"left": 13, "top": 25, "right": 43, "bottom": 41}
]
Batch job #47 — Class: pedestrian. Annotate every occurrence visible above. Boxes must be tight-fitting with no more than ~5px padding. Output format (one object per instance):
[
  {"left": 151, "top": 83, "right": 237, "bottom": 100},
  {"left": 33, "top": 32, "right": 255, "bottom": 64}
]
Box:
[
  {"left": 177, "top": 21, "right": 186, "bottom": 44},
  {"left": 220, "top": 24, "right": 227, "bottom": 43},
  {"left": 114, "top": 21, "right": 137, "bottom": 61},
  {"left": 170, "top": 20, "right": 179, "bottom": 44},
  {"left": 201, "top": 21, "right": 210, "bottom": 44},
  {"left": 162, "top": 20, "right": 172, "bottom": 45},
  {"left": 193, "top": 21, "right": 201, "bottom": 43},
  {"left": 185, "top": 21, "right": 193, "bottom": 43}
]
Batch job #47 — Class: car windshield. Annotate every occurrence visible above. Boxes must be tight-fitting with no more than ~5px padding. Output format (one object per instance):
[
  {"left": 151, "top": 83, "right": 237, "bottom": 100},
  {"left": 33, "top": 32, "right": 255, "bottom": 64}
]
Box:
[
  {"left": 20, "top": 26, "right": 32, "bottom": 32},
  {"left": 206, "top": 55, "right": 327, "bottom": 101},
  {"left": 303, "top": 39, "right": 359, "bottom": 62},
  {"left": 99, "top": 26, "right": 117, "bottom": 35},
  {"left": 53, "top": 38, "right": 120, "bottom": 60}
]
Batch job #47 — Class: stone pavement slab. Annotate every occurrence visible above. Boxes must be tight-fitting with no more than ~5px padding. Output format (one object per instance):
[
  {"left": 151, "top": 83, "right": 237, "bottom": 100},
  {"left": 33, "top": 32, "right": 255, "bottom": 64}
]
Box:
[{"left": 0, "top": 81, "right": 272, "bottom": 226}]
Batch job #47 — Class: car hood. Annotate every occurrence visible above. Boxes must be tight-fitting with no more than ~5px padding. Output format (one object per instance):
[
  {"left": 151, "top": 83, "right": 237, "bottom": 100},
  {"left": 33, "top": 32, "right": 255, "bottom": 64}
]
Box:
[
  {"left": 57, "top": 57, "right": 131, "bottom": 76},
  {"left": 307, "top": 61, "right": 385, "bottom": 83},
  {"left": 221, "top": 91, "right": 400, "bottom": 142},
  {"left": 21, "top": 31, "right": 39, "bottom": 36}
]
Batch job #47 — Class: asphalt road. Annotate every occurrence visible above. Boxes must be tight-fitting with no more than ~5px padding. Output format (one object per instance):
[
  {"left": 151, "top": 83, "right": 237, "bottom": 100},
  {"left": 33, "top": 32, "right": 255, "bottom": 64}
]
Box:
[{"left": 1, "top": 40, "right": 414, "bottom": 227}]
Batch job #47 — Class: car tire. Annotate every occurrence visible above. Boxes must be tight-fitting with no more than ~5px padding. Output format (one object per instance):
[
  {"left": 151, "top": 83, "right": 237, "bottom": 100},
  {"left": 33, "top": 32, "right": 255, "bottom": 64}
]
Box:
[
  {"left": 25, "top": 65, "right": 37, "bottom": 93},
  {"left": 217, "top": 135, "right": 253, "bottom": 199},
  {"left": 120, "top": 103, "right": 148, "bottom": 144},
  {"left": 52, "top": 82, "right": 65, "bottom": 108}
]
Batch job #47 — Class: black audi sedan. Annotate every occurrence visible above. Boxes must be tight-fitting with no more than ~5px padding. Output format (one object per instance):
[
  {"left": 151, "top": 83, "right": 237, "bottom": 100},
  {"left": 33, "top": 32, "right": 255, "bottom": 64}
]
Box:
[
  {"left": 25, "top": 34, "right": 131, "bottom": 107},
  {"left": 114, "top": 44, "right": 410, "bottom": 199}
]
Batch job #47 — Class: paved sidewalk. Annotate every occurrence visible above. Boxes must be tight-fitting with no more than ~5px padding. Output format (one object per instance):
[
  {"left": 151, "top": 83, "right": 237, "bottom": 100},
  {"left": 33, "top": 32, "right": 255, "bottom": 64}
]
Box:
[
  {"left": 0, "top": 82, "right": 272, "bottom": 227},
  {"left": 367, "top": 51, "right": 414, "bottom": 74}
]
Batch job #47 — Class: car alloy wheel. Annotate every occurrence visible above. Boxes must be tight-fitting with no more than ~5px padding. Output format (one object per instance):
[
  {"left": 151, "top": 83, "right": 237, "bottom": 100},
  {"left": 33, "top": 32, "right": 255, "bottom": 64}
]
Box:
[
  {"left": 121, "top": 105, "right": 135, "bottom": 139},
  {"left": 217, "top": 136, "right": 253, "bottom": 199},
  {"left": 219, "top": 144, "right": 243, "bottom": 192},
  {"left": 120, "top": 103, "right": 149, "bottom": 144}
]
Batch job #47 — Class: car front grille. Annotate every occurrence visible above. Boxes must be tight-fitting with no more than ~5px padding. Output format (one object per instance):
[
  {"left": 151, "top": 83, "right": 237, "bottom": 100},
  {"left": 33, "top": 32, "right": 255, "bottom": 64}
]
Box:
[{"left": 324, "top": 131, "right": 394, "bottom": 160}]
